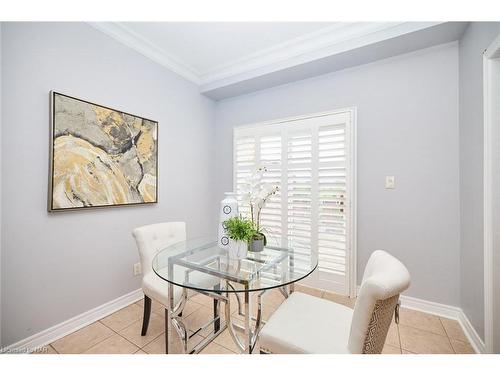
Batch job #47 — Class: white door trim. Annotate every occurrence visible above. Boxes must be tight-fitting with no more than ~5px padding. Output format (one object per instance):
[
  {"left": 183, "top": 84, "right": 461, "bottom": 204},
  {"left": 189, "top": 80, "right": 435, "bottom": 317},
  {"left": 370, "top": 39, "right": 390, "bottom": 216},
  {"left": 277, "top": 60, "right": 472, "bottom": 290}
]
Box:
[{"left": 483, "top": 33, "right": 500, "bottom": 354}]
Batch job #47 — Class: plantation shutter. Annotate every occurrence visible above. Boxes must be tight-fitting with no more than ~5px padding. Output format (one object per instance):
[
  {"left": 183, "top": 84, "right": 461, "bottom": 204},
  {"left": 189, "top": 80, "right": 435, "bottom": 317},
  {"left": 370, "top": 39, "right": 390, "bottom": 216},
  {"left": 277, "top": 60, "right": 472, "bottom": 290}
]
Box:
[
  {"left": 233, "top": 110, "right": 354, "bottom": 294},
  {"left": 287, "top": 130, "right": 313, "bottom": 262},
  {"left": 234, "top": 136, "right": 256, "bottom": 220},
  {"left": 259, "top": 135, "right": 282, "bottom": 244}
]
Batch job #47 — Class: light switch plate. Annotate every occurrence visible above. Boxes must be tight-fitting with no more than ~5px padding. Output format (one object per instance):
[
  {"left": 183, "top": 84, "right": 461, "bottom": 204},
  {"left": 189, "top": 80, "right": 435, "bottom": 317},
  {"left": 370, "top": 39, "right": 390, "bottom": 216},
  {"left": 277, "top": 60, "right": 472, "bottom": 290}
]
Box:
[
  {"left": 385, "top": 176, "right": 395, "bottom": 189},
  {"left": 133, "top": 262, "right": 142, "bottom": 276}
]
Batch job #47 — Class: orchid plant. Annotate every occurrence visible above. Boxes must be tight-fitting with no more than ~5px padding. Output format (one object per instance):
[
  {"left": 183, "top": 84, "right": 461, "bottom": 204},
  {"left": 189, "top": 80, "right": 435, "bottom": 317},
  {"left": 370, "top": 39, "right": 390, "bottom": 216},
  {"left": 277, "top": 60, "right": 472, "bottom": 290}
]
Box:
[{"left": 240, "top": 166, "right": 279, "bottom": 242}]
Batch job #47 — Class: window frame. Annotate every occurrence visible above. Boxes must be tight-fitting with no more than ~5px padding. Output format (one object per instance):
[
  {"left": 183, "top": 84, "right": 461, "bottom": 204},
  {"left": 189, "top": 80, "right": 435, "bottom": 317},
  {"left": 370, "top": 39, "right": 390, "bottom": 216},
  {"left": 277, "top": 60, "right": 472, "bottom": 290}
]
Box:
[{"left": 233, "top": 107, "right": 357, "bottom": 297}]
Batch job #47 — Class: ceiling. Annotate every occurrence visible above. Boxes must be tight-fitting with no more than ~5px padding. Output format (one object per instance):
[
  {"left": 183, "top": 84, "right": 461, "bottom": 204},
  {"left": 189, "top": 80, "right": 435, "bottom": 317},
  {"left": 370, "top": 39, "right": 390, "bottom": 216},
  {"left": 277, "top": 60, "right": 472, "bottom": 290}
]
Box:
[
  {"left": 121, "top": 22, "right": 336, "bottom": 76},
  {"left": 90, "top": 22, "right": 469, "bottom": 100}
]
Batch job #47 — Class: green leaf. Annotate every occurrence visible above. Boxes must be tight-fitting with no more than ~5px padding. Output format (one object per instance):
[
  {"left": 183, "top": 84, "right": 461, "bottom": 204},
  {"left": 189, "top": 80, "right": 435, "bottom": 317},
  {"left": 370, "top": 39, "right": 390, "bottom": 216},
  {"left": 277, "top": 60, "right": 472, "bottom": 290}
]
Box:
[{"left": 223, "top": 216, "right": 256, "bottom": 242}]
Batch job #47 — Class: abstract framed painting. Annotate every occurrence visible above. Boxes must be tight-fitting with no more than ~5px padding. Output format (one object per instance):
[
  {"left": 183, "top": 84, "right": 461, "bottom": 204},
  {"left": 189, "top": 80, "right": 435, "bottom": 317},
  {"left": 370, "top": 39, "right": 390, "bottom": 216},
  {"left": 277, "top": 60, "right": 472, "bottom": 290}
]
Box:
[{"left": 48, "top": 91, "right": 158, "bottom": 211}]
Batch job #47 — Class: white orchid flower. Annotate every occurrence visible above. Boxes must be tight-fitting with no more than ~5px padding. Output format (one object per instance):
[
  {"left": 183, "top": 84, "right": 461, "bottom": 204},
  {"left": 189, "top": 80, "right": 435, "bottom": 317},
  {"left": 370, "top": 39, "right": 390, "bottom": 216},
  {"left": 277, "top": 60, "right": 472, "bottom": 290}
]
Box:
[{"left": 240, "top": 192, "right": 252, "bottom": 204}]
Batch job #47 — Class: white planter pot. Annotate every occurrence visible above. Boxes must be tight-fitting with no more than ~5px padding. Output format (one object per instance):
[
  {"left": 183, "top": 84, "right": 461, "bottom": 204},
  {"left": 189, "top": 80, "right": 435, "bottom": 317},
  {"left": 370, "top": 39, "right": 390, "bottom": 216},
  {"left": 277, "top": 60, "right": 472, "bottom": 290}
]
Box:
[{"left": 228, "top": 239, "right": 248, "bottom": 260}]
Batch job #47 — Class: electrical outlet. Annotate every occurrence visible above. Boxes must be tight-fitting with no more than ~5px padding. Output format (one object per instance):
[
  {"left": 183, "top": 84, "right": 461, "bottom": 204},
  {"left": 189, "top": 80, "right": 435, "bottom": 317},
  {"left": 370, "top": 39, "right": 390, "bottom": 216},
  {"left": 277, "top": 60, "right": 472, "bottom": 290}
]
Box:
[{"left": 133, "top": 262, "right": 142, "bottom": 276}]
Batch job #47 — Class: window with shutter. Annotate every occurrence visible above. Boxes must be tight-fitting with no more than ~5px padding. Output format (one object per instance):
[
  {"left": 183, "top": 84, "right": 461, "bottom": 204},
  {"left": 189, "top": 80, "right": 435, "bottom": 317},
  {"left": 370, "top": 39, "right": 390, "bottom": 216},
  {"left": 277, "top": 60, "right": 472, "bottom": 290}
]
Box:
[{"left": 233, "top": 109, "right": 356, "bottom": 295}]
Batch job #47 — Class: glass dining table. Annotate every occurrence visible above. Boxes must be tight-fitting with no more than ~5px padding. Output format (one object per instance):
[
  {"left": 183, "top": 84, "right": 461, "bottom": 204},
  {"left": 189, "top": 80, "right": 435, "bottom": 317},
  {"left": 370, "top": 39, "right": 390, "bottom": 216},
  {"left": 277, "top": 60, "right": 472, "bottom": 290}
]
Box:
[{"left": 152, "top": 236, "right": 318, "bottom": 354}]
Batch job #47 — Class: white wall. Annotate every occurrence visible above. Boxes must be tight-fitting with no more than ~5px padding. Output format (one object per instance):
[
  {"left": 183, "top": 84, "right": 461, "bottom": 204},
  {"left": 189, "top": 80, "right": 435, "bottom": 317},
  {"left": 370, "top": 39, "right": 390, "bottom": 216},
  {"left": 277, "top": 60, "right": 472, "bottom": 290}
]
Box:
[
  {"left": 214, "top": 43, "right": 461, "bottom": 306},
  {"left": 458, "top": 22, "right": 500, "bottom": 342},
  {"left": 0, "top": 22, "right": 216, "bottom": 346}
]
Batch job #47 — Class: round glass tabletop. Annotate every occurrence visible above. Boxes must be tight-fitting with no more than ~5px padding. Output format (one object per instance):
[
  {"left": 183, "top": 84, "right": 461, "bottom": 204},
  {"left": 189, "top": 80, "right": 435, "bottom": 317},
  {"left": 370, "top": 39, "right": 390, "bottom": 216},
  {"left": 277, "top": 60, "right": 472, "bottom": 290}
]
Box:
[{"left": 152, "top": 236, "right": 318, "bottom": 293}]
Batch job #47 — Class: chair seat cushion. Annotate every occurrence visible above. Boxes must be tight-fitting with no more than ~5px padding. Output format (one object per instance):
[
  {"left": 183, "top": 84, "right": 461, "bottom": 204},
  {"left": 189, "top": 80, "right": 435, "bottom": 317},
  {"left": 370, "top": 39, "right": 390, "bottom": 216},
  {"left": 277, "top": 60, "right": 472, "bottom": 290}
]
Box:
[
  {"left": 259, "top": 292, "right": 353, "bottom": 354},
  {"left": 142, "top": 269, "right": 219, "bottom": 308}
]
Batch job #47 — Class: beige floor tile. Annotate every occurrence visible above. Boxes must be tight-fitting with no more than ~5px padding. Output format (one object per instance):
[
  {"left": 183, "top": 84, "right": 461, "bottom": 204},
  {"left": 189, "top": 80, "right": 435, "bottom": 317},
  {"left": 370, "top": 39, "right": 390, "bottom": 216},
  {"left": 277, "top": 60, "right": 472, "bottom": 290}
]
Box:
[
  {"left": 450, "top": 338, "right": 475, "bottom": 354},
  {"left": 294, "top": 284, "right": 323, "bottom": 297},
  {"left": 261, "top": 304, "right": 279, "bottom": 321},
  {"left": 232, "top": 300, "right": 278, "bottom": 320},
  {"left": 100, "top": 304, "right": 144, "bottom": 332},
  {"left": 136, "top": 298, "right": 205, "bottom": 318},
  {"left": 214, "top": 329, "right": 242, "bottom": 353},
  {"left": 399, "top": 325, "right": 454, "bottom": 354},
  {"left": 398, "top": 308, "right": 446, "bottom": 336},
  {"left": 136, "top": 294, "right": 216, "bottom": 317},
  {"left": 382, "top": 344, "right": 401, "bottom": 354},
  {"left": 385, "top": 323, "right": 400, "bottom": 347},
  {"left": 322, "top": 291, "right": 356, "bottom": 309},
  {"left": 230, "top": 303, "right": 277, "bottom": 327},
  {"left": 440, "top": 317, "right": 468, "bottom": 342},
  {"left": 83, "top": 334, "right": 139, "bottom": 354},
  {"left": 191, "top": 293, "right": 238, "bottom": 314},
  {"left": 47, "top": 288, "right": 473, "bottom": 356},
  {"left": 119, "top": 312, "right": 164, "bottom": 348},
  {"left": 190, "top": 293, "right": 215, "bottom": 307},
  {"left": 402, "top": 350, "right": 416, "bottom": 354},
  {"left": 261, "top": 289, "right": 285, "bottom": 308},
  {"left": 136, "top": 298, "right": 165, "bottom": 314},
  {"left": 32, "top": 345, "right": 58, "bottom": 354},
  {"left": 200, "top": 341, "right": 234, "bottom": 354},
  {"left": 184, "top": 306, "right": 225, "bottom": 337},
  {"left": 142, "top": 332, "right": 204, "bottom": 354},
  {"left": 51, "top": 322, "right": 114, "bottom": 354},
  {"left": 186, "top": 300, "right": 205, "bottom": 315}
]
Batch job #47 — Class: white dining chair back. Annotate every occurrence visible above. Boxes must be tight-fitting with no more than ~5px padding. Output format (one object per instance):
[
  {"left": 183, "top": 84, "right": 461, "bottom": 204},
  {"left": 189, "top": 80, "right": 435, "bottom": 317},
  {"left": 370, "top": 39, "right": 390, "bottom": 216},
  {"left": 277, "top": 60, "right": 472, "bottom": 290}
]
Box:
[
  {"left": 132, "top": 221, "right": 186, "bottom": 279},
  {"left": 348, "top": 250, "right": 411, "bottom": 354},
  {"left": 259, "top": 249, "right": 410, "bottom": 354},
  {"left": 132, "top": 222, "right": 186, "bottom": 336}
]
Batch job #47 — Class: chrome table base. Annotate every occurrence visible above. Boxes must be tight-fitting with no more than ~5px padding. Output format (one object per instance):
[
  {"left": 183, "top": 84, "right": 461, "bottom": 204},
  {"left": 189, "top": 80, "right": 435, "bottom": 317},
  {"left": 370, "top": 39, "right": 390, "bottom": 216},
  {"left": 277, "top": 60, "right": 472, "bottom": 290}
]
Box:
[{"left": 165, "top": 282, "right": 294, "bottom": 354}]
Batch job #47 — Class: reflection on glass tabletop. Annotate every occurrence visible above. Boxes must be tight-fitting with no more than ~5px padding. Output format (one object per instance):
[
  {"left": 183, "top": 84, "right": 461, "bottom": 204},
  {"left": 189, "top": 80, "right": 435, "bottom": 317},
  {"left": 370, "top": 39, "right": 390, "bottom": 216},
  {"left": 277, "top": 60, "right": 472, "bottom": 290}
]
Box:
[{"left": 152, "top": 236, "right": 318, "bottom": 293}]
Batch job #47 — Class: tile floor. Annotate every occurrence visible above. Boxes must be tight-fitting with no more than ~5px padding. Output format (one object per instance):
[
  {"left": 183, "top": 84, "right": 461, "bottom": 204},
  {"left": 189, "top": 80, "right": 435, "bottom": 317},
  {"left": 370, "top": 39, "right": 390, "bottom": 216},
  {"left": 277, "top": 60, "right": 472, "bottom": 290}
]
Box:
[{"left": 36, "top": 284, "right": 475, "bottom": 355}]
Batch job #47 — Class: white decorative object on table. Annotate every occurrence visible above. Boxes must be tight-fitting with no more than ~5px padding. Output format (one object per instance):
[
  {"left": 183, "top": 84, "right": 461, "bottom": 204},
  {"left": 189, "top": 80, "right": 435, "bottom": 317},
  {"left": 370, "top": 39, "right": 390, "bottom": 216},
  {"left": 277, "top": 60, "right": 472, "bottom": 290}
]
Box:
[
  {"left": 218, "top": 192, "right": 238, "bottom": 249},
  {"left": 228, "top": 239, "right": 248, "bottom": 260}
]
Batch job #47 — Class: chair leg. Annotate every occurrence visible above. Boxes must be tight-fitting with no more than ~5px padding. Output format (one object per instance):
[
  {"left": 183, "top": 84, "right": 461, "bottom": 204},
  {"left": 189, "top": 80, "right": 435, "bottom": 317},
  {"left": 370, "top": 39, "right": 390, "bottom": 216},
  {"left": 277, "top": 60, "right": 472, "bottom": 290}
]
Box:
[
  {"left": 213, "top": 284, "right": 221, "bottom": 332},
  {"left": 213, "top": 297, "right": 220, "bottom": 332},
  {"left": 141, "top": 295, "right": 152, "bottom": 336}
]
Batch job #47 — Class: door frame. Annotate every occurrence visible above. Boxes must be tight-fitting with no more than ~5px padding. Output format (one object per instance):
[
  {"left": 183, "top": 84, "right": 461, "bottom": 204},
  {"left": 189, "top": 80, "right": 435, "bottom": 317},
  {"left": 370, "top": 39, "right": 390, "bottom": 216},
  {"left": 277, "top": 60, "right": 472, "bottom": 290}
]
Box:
[
  {"left": 483, "top": 33, "right": 500, "bottom": 354},
  {"left": 233, "top": 107, "right": 358, "bottom": 297}
]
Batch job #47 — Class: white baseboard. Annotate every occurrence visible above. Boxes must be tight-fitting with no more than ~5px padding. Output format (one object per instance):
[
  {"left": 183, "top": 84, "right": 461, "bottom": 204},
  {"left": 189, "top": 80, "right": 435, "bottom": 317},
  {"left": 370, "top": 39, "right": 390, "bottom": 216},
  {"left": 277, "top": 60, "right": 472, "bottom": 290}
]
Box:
[
  {"left": 1, "top": 288, "right": 143, "bottom": 353},
  {"left": 400, "top": 295, "right": 486, "bottom": 354},
  {"left": 354, "top": 286, "right": 485, "bottom": 354},
  {"left": 457, "top": 309, "right": 486, "bottom": 354},
  {"left": 399, "top": 295, "right": 462, "bottom": 320}
]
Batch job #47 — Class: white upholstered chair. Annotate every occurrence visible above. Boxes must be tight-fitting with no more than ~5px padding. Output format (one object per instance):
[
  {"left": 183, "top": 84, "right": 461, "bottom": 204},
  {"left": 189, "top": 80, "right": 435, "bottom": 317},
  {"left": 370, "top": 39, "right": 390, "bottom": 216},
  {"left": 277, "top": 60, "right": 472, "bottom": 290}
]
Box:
[
  {"left": 133, "top": 221, "right": 219, "bottom": 338},
  {"left": 259, "top": 250, "right": 411, "bottom": 354},
  {"left": 132, "top": 222, "right": 187, "bottom": 336}
]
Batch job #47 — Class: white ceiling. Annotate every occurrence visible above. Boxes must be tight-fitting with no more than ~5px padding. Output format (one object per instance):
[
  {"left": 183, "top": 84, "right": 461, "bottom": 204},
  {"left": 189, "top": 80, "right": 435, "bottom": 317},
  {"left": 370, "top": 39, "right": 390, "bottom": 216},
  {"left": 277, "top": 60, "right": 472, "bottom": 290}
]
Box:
[
  {"left": 121, "top": 22, "right": 335, "bottom": 76},
  {"left": 90, "top": 22, "right": 468, "bottom": 100}
]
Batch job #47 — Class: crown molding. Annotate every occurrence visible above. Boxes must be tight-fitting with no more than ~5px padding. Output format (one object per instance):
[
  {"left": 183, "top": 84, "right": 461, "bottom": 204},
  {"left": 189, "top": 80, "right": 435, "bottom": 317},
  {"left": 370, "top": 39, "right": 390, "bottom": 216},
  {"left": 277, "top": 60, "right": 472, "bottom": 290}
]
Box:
[
  {"left": 199, "top": 21, "right": 443, "bottom": 91},
  {"left": 200, "top": 22, "right": 406, "bottom": 82},
  {"left": 88, "top": 22, "right": 201, "bottom": 84},
  {"left": 88, "top": 22, "right": 444, "bottom": 92}
]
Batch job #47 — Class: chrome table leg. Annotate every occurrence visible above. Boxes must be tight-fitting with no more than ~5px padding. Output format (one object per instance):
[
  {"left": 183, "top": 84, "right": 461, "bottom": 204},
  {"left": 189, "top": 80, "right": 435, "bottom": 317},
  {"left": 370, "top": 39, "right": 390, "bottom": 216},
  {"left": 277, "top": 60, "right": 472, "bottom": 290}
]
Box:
[
  {"left": 224, "top": 282, "right": 268, "bottom": 354},
  {"left": 166, "top": 282, "right": 174, "bottom": 354},
  {"left": 244, "top": 288, "right": 252, "bottom": 354}
]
